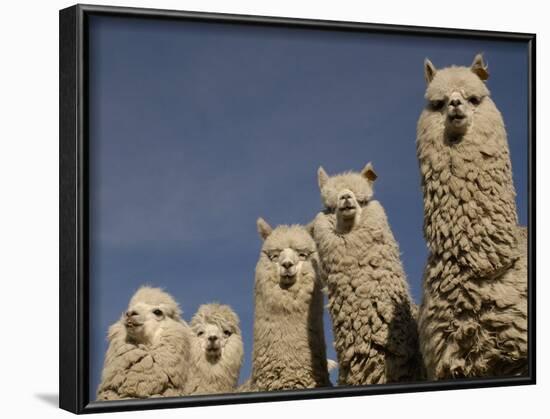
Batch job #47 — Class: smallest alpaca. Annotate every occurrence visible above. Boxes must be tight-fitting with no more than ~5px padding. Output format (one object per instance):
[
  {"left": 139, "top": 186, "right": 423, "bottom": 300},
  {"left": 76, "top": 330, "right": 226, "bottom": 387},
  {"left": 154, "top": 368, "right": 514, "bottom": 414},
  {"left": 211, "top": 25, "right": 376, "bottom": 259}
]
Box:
[
  {"left": 184, "top": 303, "right": 244, "bottom": 395},
  {"left": 97, "top": 286, "right": 191, "bottom": 400}
]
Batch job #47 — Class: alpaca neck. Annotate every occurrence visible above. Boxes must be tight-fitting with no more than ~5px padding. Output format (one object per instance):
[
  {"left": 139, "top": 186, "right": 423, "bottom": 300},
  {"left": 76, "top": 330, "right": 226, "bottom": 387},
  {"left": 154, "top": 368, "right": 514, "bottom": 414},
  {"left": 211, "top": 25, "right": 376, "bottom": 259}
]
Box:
[
  {"left": 187, "top": 350, "right": 238, "bottom": 394},
  {"left": 417, "top": 105, "right": 520, "bottom": 276},
  {"left": 253, "top": 303, "right": 313, "bottom": 355},
  {"left": 252, "top": 287, "right": 327, "bottom": 384},
  {"left": 335, "top": 210, "right": 361, "bottom": 234}
]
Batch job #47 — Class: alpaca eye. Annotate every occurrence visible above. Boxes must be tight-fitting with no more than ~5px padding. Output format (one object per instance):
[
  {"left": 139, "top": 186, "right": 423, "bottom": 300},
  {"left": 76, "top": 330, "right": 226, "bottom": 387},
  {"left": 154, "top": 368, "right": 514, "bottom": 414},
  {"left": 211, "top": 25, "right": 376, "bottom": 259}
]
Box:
[
  {"left": 267, "top": 252, "right": 279, "bottom": 261},
  {"left": 468, "top": 96, "right": 481, "bottom": 105},
  {"left": 224, "top": 330, "right": 232, "bottom": 337},
  {"left": 197, "top": 331, "right": 204, "bottom": 337},
  {"left": 298, "top": 252, "right": 309, "bottom": 261},
  {"left": 430, "top": 100, "right": 444, "bottom": 110},
  {"left": 153, "top": 309, "right": 163, "bottom": 316}
]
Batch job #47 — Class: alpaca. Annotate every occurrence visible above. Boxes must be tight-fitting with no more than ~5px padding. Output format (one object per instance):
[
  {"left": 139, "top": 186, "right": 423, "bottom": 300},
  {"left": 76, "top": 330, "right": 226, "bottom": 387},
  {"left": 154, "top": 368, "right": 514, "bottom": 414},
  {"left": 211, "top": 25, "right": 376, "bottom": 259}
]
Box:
[
  {"left": 96, "top": 286, "right": 191, "bottom": 400},
  {"left": 184, "top": 303, "right": 244, "bottom": 395},
  {"left": 416, "top": 54, "right": 528, "bottom": 379},
  {"left": 243, "top": 218, "right": 331, "bottom": 391},
  {"left": 311, "top": 164, "right": 422, "bottom": 385}
]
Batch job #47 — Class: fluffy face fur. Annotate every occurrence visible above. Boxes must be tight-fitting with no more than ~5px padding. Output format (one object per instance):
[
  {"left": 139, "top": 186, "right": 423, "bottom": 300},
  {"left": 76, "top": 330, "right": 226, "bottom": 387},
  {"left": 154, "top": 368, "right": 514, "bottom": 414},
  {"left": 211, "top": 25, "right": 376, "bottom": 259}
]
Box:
[
  {"left": 312, "top": 165, "right": 423, "bottom": 385},
  {"left": 256, "top": 218, "right": 320, "bottom": 308},
  {"left": 124, "top": 287, "right": 182, "bottom": 346},
  {"left": 249, "top": 219, "right": 331, "bottom": 390},
  {"left": 318, "top": 163, "right": 377, "bottom": 233},
  {"left": 423, "top": 54, "right": 490, "bottom": 141},
  {"left": 97, "top": 287, "right": 191, "bottom": 400},
  {"left": 185, "top": 304, "right": 244, "bottom": 395},
  {"left": 417, "top": 55, "right": 528, "bottom": 379}
]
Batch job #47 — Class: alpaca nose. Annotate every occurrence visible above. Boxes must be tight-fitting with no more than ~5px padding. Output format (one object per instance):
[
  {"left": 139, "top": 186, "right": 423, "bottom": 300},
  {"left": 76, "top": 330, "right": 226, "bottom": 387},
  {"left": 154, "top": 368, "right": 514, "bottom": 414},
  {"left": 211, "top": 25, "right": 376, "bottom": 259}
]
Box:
[
  {"left": 281, "top": 260, "right": 294, "bottom": 269},
  {"left": 126, "top": 310, "right": 137, "bottom": 318},
  {"left": 208, "top": 335, "right": 218, "bottom": 342},
  {"left": 340, "top": 193, "right": 352, "bottom": 200},
  {"left": 450, "top": 98, "right": 462, "bottom": 107}
]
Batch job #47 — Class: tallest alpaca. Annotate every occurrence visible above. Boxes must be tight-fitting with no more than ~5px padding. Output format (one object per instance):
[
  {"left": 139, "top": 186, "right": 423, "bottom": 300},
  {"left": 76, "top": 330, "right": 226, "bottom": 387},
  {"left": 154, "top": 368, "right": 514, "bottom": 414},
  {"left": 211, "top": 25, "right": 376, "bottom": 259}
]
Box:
[{"left": 416, "top": 54, "right": 528, "bottom": 379}]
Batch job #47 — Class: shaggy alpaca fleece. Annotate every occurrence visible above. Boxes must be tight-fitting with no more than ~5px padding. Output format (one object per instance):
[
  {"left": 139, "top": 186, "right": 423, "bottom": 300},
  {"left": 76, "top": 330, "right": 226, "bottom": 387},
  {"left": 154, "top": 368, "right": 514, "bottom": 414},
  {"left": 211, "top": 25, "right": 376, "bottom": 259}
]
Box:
[
  {"left": 184, "top": 303, "right": 244, "bottom": 395},
  {"left": 96, "top": 286, "right": 191, "bottom": 400},
  {"left": 417, "top": 54, "right": 528, "bottom": 379},
  {"left": 312, "top": 164, "right": 422, "bottom": 385},
  {"left": 244, "top": 219, "right": 331, "bottom": 391}
]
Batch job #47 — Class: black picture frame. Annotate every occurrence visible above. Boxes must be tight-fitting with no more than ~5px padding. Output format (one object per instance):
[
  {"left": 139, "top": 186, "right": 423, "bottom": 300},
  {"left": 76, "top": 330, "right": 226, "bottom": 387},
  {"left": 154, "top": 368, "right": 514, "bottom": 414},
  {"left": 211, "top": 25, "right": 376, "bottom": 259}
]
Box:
[{"left": 59, "top": 3, "right": 536, "bottom": 414}]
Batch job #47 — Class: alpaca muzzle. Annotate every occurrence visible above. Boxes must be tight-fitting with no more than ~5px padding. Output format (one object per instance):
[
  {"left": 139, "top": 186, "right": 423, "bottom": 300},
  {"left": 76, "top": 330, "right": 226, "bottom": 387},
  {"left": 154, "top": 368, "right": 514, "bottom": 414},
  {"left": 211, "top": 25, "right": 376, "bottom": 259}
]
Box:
[
  {"left": 337, "top": 190, "right": 359, "bottom": 218},
  {"left": 125, "top": 318, "right": 143, "bottom": 329},
  {"left": 338, "top": 202, "right": 358, "bottom": 219},
  {"left": 279, "top": 268, "right": 297, "bottom": 288},
  {"left": 205, "top": 340, "right": 222, "bottom": 360},
  {"left": 280, "top": 259, "right": 297, "bottom": 281},
  {"left": 446, "top": 92, "right": 470, "bottom": 130},
  {"left": 447, "top": 109, "right": 466, "bottom": 125}
]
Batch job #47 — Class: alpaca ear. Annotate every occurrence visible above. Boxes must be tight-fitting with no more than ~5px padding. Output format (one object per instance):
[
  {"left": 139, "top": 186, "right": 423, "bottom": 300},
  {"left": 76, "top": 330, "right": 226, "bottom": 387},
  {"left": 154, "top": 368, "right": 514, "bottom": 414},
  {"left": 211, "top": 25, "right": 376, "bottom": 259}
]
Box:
[
  {"left": 318, "top": 167, "right": 329, "bottom": 189},
  {"left": 424, "top": 58, "right": 437, "bottom": 84},
  {"left": 257, "top": 217, "right": 273, "bottom": 240},
  {"left": 471, "top": 53, "right": 489, "bottom": 81},
  {"left": 170, "top": 305, "right": 182, "bottom": 320},
  {"left": 304, "top": 221, "right": 314, "bottom": 237},
  {"left": 361, "top": 162, "right": 378, "bottom": 183}
]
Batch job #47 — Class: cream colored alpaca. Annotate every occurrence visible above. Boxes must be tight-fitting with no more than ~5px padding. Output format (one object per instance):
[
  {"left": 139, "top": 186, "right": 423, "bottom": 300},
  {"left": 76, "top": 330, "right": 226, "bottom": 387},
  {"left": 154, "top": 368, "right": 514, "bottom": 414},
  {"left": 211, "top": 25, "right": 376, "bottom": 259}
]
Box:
[
  {"left": 184, "top": 303, "right": 244, "bottom": 395},
  {"left": 243, "top": 219, "right": 331, "bottom": 391},
  {"left": 417, "top": 54, "right": 528, "bottom": 379},
  {"left": 312, "top": 164, "right": 422, "bottom": 385},
  {"left": 96, "top": 287, "right": 191, "bottom": 400}
]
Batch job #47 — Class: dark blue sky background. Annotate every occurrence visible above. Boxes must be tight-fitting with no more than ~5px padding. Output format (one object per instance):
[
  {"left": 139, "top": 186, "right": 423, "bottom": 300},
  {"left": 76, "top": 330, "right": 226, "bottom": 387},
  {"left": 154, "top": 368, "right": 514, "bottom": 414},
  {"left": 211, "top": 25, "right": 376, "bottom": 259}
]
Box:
[{"left": 88, "top": 15, "right": 529, "bottom": 399}]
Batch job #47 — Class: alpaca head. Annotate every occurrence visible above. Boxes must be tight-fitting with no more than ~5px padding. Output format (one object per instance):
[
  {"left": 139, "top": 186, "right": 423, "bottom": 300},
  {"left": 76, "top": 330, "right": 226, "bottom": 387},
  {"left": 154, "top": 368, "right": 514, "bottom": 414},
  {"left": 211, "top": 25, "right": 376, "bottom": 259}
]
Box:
[
  {"left": 190, "top": 303, "right": 243, "bottom": 365},
  {"left": 123, "top": 286, "right": 182, "bottom": 346},
  {"left": 257, "top": 218, "right": 317, "bottom": 289},
  {"left": 422, "top": 54, "right": 491, "bottom": 142},
  {"left": 317, "top": 164, "right": 377, "bottom": 232},
  {"left": 255, "top": 219, "right": 321, "bottom": 314}
]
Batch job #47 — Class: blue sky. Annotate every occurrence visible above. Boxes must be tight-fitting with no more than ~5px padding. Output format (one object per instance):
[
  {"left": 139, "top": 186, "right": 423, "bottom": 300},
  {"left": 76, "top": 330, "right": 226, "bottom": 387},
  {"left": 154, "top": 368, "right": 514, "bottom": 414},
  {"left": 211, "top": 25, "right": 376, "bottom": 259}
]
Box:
[{"left": 88, "top": 15, "right": 529, "bottom": 399}]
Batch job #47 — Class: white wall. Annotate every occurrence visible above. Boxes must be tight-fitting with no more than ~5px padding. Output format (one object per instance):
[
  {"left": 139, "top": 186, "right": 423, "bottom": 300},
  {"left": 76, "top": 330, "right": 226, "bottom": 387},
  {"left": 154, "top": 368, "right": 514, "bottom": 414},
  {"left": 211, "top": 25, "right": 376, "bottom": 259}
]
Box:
[{"left": 0, "top": 1, "right": 546, "bottom": 418}]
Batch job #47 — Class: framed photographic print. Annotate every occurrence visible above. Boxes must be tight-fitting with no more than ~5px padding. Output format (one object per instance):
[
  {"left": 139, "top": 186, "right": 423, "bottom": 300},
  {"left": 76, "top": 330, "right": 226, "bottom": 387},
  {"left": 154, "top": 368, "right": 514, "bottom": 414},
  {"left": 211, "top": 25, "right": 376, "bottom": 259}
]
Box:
[{"left": 59, "top": 3, "right": 536, "bottom": 414}]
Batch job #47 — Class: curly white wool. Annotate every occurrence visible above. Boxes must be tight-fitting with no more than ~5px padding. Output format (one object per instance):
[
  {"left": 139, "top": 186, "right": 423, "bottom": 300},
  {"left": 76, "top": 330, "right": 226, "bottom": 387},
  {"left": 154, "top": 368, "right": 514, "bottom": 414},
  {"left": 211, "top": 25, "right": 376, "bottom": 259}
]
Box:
[
  {"left": 242, "top": 219, "right": 331, "bottom": 391},
  {"left": 417, "top": 54, "right": 528, "bottom": 379},
  {"left": 312, "top": 164, "right": 422, "bottom": 385},
  {"left": 96, "top": 286, "right": 192, "bottom": 400}
]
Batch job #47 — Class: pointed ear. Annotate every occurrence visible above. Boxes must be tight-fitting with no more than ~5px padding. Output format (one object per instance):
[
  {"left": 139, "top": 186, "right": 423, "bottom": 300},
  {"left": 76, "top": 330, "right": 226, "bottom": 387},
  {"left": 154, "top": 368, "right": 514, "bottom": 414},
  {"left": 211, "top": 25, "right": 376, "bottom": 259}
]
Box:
[
  {"left": 471, "top": 53, "right": 489, "bottom": 81},
  {"left": 256, "top": 217, "right": 272, "bottom": 241},
  {"left": 360, "top": 162, "right": 377, "bottom": 183},
  {"left": 304, "top": 221, "right": 314, "bottom": 237},
  {"left": 318, "top": 167, "right": 329, "bottom": 189},
  {"left": 424, "top": 58, "right": 437, "bottom": 84}
]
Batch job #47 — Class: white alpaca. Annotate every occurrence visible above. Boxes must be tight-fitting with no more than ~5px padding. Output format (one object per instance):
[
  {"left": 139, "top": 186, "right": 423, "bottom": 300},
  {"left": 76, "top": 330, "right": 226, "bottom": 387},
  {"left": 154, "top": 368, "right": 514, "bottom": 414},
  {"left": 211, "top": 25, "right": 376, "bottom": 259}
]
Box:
[
  {"left": 184, "top": 303, "right": 244, "bottom": 395},
  {"left": 312, "top": 164, "right": 422, "bottom": 385},
  {"left": 417, "top": 54, "right": 528, "bottom": 379},
  {"left": 242, "top": 219, "right": 331, "bottom": 391},
  {"left": 96, "top": 286, "right": 191, "bottom": 400}
]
